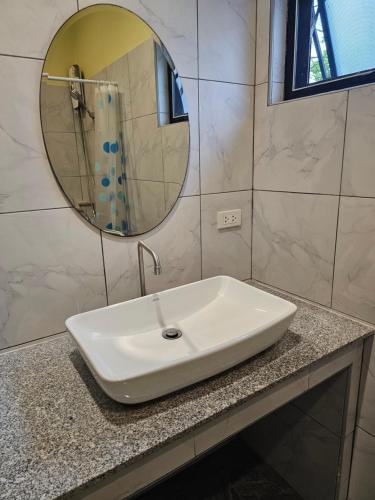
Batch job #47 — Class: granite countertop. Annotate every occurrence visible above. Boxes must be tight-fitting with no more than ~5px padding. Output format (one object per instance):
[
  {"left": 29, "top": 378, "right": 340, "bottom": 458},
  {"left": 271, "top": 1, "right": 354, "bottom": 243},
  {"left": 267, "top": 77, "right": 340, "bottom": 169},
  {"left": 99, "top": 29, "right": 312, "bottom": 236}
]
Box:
[{"left": 0, "top": 282, "right": 374, "bottom": 500}]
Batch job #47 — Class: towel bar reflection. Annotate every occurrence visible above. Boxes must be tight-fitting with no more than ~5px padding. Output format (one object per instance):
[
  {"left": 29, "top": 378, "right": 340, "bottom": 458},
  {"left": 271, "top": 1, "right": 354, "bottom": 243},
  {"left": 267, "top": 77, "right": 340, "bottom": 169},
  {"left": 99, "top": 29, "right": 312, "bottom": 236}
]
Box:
[{"left": 41, "top": 72, "right": 118, "bottom": 86}]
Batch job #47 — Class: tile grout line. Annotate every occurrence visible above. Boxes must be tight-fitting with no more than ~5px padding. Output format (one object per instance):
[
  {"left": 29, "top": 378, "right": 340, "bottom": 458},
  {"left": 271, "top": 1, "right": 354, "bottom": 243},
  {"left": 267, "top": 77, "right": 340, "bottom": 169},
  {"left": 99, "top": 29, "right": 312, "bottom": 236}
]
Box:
[
  {"left": 100, "top": 231, "right": 109, "bottom": 306},
  {"left": 252, "top": 188, "right": 375, "bottom": 200},
  {"left": 330, "top": 90, "right": 350, "bottom": 308},
  {"left": 250, "top": 0, "right": 258, "bottom": 280},
  {"left": 0, "top": 52, "right": 44, "bottom": 61},
  {"left": 0, "top": 206, "right": 71, "bottom": 216},
  {"left": 181, "top": 75, "right": 255, "bottom": 87},
  {"left": 196, "top": 0, "right": 203, "bottom": 281},
  {"left": 198, "top": 188, "right": 252, "bottom": 198},
  {"left": 0, "top": 330, "right": 67, "bottom": 354}
]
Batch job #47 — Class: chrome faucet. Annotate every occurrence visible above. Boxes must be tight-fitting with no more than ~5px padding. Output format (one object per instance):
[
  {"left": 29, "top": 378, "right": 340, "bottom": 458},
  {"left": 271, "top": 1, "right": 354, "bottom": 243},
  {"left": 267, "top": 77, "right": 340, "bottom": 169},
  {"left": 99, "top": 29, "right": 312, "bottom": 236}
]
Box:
[{"left": 137, "top": 241, "right": 162, "bottom": 296}]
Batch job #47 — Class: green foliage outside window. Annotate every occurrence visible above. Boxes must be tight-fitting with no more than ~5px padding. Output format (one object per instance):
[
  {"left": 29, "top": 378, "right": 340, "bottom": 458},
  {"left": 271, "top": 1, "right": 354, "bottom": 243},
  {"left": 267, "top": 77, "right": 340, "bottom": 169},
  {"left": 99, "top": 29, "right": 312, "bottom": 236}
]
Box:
[{"left": 309, "top": 50, "right": 332, "bottom": 83}]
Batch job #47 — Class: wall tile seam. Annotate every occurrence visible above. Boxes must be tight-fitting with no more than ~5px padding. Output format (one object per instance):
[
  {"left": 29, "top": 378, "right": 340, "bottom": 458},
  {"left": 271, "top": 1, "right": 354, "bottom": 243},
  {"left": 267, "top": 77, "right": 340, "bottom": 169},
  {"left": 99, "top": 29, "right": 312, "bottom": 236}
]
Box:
[
  {"left": 0, "top": 206, "right": 72, "bottom": 216},
  {"left": 197, "top": 77, "right": 255, "bottom": 87},
  {"left": 200, "top": 189, "right": 252, "bottom": 198},
  {"left": 182, "top": 76, "right": 255, "bottom": 88},
  {"left": 196, "top": 0, "right": 203, "bottom": 281},
  {"left": 252, "top": 189, "right": 375, "bottom": 200},
  {"left": 0, "top": 52, "right": 44, "bottom": 61},
  {"left": 99, "top": 231, "right": 109, "bottom": 306},
  {"left": 330, "top": 92, "right": 350, "bottom": 308},
  {"left": 0, "top": 192, "right": 213, "bottom": 217},
  {"left": 0, "top": 330, "right": 68, "bottom": 354},
  {"left": 250, "top": 0, "right": 258, "bottom": 280}
]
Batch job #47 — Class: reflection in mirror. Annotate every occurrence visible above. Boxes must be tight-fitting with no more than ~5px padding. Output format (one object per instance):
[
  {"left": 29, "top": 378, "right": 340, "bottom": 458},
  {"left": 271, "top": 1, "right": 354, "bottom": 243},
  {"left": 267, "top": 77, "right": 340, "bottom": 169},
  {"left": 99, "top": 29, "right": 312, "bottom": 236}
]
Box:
[{"left": 40, "top": 5, "right": 189, "bottom": 236}]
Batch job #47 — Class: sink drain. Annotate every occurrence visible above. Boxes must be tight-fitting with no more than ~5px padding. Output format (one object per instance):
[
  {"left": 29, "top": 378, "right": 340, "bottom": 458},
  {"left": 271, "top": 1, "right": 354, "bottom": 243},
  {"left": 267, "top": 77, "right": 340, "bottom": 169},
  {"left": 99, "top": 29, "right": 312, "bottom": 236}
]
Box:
[{"left": 162, "top": 328, "right": 182, "bottom": 340}]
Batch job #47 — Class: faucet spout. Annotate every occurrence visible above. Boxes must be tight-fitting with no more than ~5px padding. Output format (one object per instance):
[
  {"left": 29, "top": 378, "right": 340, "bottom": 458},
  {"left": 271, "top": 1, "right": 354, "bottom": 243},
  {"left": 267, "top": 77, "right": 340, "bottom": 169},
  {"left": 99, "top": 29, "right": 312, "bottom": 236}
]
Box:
[{"left": 137, "top": 241, "right": 162, "bottom": 296}]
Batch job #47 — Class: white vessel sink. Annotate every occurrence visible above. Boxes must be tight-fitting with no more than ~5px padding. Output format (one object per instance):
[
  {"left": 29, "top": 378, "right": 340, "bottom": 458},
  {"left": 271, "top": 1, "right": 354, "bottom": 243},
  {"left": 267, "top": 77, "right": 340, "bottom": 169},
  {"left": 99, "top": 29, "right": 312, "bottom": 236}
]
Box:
[{"left": 66, "top": 276, "right": 297, "bottom": 404}]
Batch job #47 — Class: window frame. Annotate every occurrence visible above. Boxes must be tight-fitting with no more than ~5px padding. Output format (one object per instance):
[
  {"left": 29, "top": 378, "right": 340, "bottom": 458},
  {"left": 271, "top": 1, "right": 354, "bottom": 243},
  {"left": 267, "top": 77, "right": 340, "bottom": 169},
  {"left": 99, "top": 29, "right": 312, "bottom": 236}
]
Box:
[
  {"left": 168, "top": 70, "right": 188, "bottom": 124},
  {"left": 284, "top": 0, "right": 375, "bottom": 100}
]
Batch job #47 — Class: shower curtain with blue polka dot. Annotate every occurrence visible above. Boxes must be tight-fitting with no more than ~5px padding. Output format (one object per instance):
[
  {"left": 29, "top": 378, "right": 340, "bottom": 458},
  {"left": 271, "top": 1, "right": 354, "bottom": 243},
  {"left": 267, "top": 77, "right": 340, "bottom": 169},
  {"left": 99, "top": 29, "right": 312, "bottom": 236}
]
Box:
[{"left": 94, "top": 84, "right": 128, "bottom": 234}]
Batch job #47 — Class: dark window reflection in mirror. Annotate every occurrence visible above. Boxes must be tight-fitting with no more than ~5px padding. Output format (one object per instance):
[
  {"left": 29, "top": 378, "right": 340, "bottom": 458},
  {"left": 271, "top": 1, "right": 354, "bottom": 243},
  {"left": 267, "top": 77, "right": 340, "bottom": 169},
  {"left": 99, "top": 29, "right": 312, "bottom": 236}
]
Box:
[
  {"left": 169, "top": 70, "right": 188, "bottom": 123},
  {"left": 40, "top": 5, "right": 189, "bottom": 237}
]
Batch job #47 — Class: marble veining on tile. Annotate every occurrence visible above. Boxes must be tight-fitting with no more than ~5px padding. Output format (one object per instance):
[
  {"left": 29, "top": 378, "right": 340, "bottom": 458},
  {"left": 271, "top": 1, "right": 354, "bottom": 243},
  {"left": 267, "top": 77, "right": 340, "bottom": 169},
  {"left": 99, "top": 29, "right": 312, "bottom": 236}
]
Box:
[
  {"left": 198, "top": 0, "right": 256, "bottom": 85},
  {"left": 341, "top": 84, "right": 375, "bottom": 197},
  {"left": 201, "top": 191, "right": 252, "bottom": 280},
  {"left": 332, "top": 197, "right": 375, "bottom": 324},
  {"left": 252, "top": 191, "right": 339, "bottom": 306},
  {"left": 254, "top": 83, "right": 347, "bottom": 194},
  {"left": 0, "top": 0, "right": 77, "bottom": 59},
  {"left": 200, "top": 81, "right": 253, "bottom": 194},
  {"left": 102, "top": 196, "right": 201, "bottom": 305},
  {"left": 0, "top": 209, "right": 107, "bottom": 350},
  {"left": 0, "top": 56, "right": 68, "bottom": 213},
  {"left": 0, "top": 282, "right": 373, "bottom": 499}
]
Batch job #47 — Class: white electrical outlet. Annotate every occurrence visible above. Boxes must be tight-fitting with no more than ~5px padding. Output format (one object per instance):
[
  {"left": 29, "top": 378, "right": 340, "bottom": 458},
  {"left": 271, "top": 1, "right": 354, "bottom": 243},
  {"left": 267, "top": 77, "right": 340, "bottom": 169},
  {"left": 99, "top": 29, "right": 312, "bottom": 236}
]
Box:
[{"left": 217, "top": 209, "right": 242, "bottom": 229}]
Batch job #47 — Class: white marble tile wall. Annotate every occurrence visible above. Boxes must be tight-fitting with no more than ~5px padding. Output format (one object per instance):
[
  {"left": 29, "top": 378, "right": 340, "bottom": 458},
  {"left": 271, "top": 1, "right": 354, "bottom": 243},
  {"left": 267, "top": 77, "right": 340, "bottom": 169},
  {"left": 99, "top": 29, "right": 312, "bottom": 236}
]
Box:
[
  {"left": 0, "top": 0, "right": 256, "bottom": 349},
  {"left": 198, "top": 0, "right": 256, "bottom": 85},
  {"left": 332, "top": 197, "right": 375, "bottom": 324},
  {"left": 253, "top": 0, "right": 375, "bottom": 322},
  {"left": 252, "top": 191, "right": 338, "bottom": 306},
  {"left": 199, "top": 80, "right": 253, "bottom": 194},
  {"left": 341, "top": 85, "right": 375, "bottom": 198},
  {"left": 254, "top": 83, "right": 347, "bottom": 195},
  {"left": 253, "top": 1, "right": 375, "bottom": 489},
  {"left": 201, "top": 191, "right": 252, "bottom": 280},
  {"left": 0, "top": 56, "right": 68, "bottom": 214},
  {"left": 0, "top": 1, "right": 77, "bottom": 59},
  {"left": 0, "top": 209, "right": 106, "bottom": 349}
]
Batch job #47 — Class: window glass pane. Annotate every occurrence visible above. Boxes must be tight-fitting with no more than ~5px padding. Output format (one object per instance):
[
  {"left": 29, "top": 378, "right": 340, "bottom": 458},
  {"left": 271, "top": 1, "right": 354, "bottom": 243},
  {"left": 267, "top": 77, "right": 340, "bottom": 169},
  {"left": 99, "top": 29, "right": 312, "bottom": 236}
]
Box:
[
  {"left": 309, "top": 2, "right": 331, "bottom": 84},
  {"left": 171, "top": 73, "right": 188, "bottom": 120},
  {"left": 325, "top": 0, "right": 375, "bottom": 77},
  {"left": 290, "top": 0, "right": 375, "bottom": 94}
]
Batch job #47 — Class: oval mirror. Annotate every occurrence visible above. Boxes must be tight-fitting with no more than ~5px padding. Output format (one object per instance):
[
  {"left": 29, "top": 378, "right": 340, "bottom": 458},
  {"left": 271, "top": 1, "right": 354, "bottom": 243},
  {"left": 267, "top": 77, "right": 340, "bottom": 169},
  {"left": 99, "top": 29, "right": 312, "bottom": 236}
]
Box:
[{"left": 40, "top": 5, "right": 189, "bottom": 236}]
